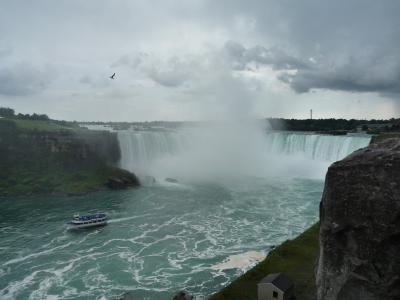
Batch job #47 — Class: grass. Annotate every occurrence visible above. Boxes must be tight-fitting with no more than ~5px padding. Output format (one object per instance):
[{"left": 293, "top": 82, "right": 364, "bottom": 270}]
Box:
[
  {"left": 0, "top": 165, "right": 126, "bottom": 196},
  {"left": 0, "top": 168, "right": 104, "bottom": 196},
  {"left": 210, "top": 223, "right": 319, "bottom": 300},
  {"left": 0, "top": 118, "right": 76, "bottom": 132}
]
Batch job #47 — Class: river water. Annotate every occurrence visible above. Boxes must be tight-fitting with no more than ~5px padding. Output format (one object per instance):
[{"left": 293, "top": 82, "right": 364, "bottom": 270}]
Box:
[{"left": 0, "top": 128, "right": 370, "bottom": 300}]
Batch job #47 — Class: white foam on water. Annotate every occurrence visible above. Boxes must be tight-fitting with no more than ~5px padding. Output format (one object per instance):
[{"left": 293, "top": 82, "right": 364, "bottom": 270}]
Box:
[
  {"left": 211, "top": 250, "right": 267, "bottom": 271},
  {"left": 0, "top": 270, "right": 40, "bottom": 300},
  {"left": 108, "top": 213, "right": 153, "bottom": 224},
  {"left": 3, "top": 242, "right": 73, "bottom": 266}
]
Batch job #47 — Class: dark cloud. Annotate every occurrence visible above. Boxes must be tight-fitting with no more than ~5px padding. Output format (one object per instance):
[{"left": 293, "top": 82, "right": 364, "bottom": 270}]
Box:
[
  {"left": 224, "top": 35, "right": 400, "bottom": 96},
  {"left": 207, "top": 1, "right": 400, "bottom": 97},
  {"left": 0, "top": 63, "right": 50, "bottom": 96},
  {"left": 279, "top": 55, "right": 400, "bottom": 94},
  {"left": 0, "top": 0, "right": 399, "bottom": 120},
  {"left": 224, "top": 41, "right": 310, "bottom": 70},
  {"left": 113, "top": 53, "right": 192, "bottom": 88}
]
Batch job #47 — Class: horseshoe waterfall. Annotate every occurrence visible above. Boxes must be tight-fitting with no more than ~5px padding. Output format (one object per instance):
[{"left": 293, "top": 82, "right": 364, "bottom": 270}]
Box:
[{"left": 0, "top": 127, "right": 370, "bottom": 300}]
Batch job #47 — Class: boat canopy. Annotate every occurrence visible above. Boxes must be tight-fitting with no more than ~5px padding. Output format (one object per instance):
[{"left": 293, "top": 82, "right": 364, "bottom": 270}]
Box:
[{"left": 74, "top": 213, "right": 107, "bottom": 221}]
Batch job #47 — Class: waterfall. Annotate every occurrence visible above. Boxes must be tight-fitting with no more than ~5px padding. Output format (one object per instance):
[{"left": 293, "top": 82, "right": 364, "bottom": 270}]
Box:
[
  {"left": 117, "top": 130, "right": 186, "bottom": 174},
  {"left": 265, "top": 132, "right": 371, "bottom": 162},
  {"left": 117, "top": 128, "right": 371, "bottom": 179}
]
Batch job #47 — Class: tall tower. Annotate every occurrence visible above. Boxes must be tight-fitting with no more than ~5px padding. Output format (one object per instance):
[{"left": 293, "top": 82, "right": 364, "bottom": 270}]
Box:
[{"left": 310, "top": 109, "right": 313, "bottom": 120}]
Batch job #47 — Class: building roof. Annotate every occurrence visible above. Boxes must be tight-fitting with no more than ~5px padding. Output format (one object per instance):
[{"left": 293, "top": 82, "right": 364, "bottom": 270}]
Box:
[{"left": 259, "top": 273, "right": 294, "bottom": 292}]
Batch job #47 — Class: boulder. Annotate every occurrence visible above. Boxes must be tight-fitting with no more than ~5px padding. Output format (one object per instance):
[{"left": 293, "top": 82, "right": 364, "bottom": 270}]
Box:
[
  {"left": 115, "top": 291, "right": 135, "bottom": 300},
  {"left": 107, "top": 169, "right": 140, "bottom": 189},
  {"left": 317, "top": 138, "right": 400, "bottom": 300},
  {"left": 172, "top": 290, "right": 193, "bottom": 300},
  {"left": 165, "top": 177, "right": 179, "bottom": 183}
]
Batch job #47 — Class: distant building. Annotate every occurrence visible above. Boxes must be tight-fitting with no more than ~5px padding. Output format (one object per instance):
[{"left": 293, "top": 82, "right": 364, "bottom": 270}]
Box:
[{"left": 258, "top": 273, "right": 294, "bottom": 300}]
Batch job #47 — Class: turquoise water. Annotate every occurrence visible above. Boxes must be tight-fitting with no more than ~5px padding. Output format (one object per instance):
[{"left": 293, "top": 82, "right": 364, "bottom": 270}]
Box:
[
  {"left": 0, "top": 129, "right": 371, "bottom": 299},
  {"left": 0, "top": 177, "right": 323, "bottom": 300}
]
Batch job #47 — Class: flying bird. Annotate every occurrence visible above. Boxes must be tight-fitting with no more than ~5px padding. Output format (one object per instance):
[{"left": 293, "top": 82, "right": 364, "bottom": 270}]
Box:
[{"left": 110, "top": 73, "right": 115, "bottom": 79}]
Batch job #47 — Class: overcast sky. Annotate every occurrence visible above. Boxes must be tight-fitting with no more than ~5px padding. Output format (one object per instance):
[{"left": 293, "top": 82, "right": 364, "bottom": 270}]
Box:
[{"left": 0, "top": 0, "right": 399, "bottom": 121}]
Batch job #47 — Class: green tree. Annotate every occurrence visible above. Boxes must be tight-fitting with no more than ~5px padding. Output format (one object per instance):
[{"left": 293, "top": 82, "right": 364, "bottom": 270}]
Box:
[
  {"left": 0, "top": 107, "right": 15, "bottom": 118},
  {"left": 31, "top": 113, "right": 49, "bottom": 121}
]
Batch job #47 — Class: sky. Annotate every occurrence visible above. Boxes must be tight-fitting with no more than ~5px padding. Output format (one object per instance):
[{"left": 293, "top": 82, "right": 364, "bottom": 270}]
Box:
[{"left": 0, "top": 0, "right": 399, "bottom": 121}]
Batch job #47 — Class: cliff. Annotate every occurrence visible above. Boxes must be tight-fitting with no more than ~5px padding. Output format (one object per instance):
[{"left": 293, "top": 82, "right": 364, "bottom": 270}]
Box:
[
  {"left": 0, "top": 119, "right": 139, "bottom": 196},
  {"left": 317, "top": 138, "right": 400, "bottom": 300}
]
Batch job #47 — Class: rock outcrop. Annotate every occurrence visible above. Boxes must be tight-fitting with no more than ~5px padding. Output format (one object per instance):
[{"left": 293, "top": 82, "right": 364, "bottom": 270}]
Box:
[
  {"left": 107, "top": 169, "right": 140, "bottom": 189},
  {"left": 172, "top": 291, "right": 193, "bottom": 300},
  {"left": 317, "top": 138, "right": 400, "bottom": 300}
]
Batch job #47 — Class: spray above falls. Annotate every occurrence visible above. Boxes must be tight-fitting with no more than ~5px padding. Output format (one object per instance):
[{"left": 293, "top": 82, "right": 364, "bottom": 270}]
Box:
[{"left": 117, "top": 125, "right": 371, "bottom": 181}]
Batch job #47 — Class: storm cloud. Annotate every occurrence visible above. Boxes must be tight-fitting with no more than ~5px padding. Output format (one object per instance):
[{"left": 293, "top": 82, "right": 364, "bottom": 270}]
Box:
[
  {"left": 212, "top": 0, "right": 400, "bottom": 96},
  {"left": 0, "top": 0, "right": 399, "bottom": 120},
  {"left": 224, "top": 41, "right": 310, "bottom": 71},
  {"left": 280, "top": 57, "right": 400, "bottom": 94}
]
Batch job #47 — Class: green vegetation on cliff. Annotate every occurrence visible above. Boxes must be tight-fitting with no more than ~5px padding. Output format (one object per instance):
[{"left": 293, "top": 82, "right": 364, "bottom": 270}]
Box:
[
  {"left": 210, "top": 223, "right": 319, "bottom": 300},
  {"left": 4, "top": 118, "right": 76, "bottom": 132},
  {"left": 0, "top": 116, "right": 139, "bottom": 196},
  {"left": 0, "top": 165, "right": 137, "bottom": 196}
]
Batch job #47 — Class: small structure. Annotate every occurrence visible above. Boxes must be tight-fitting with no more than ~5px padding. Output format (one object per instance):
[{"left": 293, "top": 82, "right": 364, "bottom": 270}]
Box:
[{"left": 258, "top": 273, "right": 294, "bottom": 300}]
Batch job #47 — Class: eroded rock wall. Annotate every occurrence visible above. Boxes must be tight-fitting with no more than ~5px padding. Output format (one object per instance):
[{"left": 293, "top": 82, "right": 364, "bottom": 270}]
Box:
[
  {"left": 317, "top": 138, "right": 400, "bottom": 300},
  {"left": 0, "top": 122, "right": 120, "bottom": 169}
]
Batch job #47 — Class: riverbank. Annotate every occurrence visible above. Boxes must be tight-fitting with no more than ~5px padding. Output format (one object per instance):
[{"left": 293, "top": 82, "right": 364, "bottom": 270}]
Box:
[{"left": 210, "top": 223, "right": 319, "bottom": 300}]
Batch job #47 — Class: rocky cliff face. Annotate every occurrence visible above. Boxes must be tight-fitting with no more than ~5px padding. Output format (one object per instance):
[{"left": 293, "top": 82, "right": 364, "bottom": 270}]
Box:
[
  {"left": 317, "top": 138, "right": 400, "bottom": 300},
  {"left": 0, "top": 120, "right": 139, "bottom": 195},
  {"left": 0, "top": 125, "right": 120, "bottom": 168}
]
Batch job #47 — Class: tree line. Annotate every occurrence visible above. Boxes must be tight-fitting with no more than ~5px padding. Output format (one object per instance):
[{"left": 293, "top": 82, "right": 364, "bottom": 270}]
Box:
[
  {"left": 1, "top": 106, "right": 399, "bottom": 132},
  {"left": 267, "top": 118, "right": 400, "bottom": 132},
  {"left": 0, "top": 107, "right": 50, "bottom": 121}
]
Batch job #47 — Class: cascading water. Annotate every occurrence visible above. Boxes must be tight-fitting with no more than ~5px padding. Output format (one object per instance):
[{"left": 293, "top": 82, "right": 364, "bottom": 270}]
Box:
[
  {"left": 264, "top": 132, "right": 371, "bottom": 162},
  {"left": 118, "top": 130, "right": 186, "bottom": 175},
  {"left": 117, "top": 127, "right": 371, "bottom": 180}
]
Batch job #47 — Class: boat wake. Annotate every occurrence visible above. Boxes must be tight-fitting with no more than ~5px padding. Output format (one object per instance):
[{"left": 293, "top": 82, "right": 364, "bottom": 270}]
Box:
[{"left": 108, "top": 214, "right": 153, "bottom": 224}]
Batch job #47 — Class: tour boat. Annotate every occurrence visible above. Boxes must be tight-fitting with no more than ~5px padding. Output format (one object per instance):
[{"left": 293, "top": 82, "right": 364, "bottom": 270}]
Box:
[{"left": 68, "top": 213, "right": 108, "bottom": 229}]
